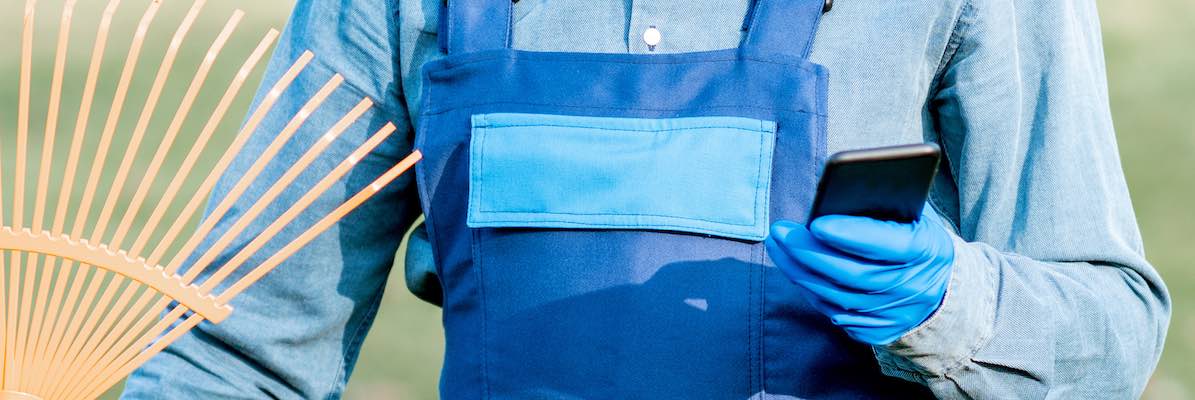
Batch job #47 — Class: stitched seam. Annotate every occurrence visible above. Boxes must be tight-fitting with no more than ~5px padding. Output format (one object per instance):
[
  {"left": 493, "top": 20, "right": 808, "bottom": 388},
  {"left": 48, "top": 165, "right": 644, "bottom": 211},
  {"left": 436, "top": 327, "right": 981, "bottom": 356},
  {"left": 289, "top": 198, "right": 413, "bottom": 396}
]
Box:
[
  {"left": 756, "top": 241, "right": 766, "bottom": 394},
  {"left": 503, "top": 0, "right": 512, "bottom": 49},
  {"left": 801, "top": 4, "right": 823, "bottom": 59},
  {"left": 937, "top": 258, "right": 997, "bottom": 376},
  {"left": 472, "top": 229, "right": 492, "bottom": 399},
  {"left": 753, "top": 130, "right": 767, "bottom": 237},
  {"left": 431, "top": 53, "right": 818, "bottom": 72},
  {"left": 446, "top": 0, "right": 456, "bottom": 53},
  {"left": 747, "top": 242, "right": 756, "bottom": 394},
  {"left": 472, "top": 211, "right": 758, "bottom": 227},
  {"left": 475, "top": 123, "right": 770, "bottom": 133},
  {"left": 928, "top": 1, "right": 975, "bottom": 216},
  {"left": 743, "top": 0, "right": 766, "bottom": 52},
  {"left": 428, "top": 102, "right": 823, "bottom": 117},
  {"left": 470, "top": 119, "right": 774, "bottom": 235},
  {"left": 470, "top": 218, "right": 764, "bottom": 240},
  {"left": 930, "top": 0, "right": 976, "bottom": 91},
  {"left": 323, "top": 285, "right": 387, "bottom": 399}
]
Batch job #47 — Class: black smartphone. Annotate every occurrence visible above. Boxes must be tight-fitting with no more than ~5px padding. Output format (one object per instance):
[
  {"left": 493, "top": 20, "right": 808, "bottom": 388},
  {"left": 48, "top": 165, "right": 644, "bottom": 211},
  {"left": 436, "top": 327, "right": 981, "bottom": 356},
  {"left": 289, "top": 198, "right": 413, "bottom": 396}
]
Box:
[{"left": 808, "top": 143, "right": 940, "bottom": 225}]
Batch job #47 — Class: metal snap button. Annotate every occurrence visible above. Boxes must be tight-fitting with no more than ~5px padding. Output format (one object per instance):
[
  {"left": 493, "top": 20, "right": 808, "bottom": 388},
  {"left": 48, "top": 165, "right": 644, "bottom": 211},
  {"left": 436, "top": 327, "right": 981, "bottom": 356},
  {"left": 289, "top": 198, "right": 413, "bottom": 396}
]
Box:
[{"left": 643, "top": 26, "right": 661, "bottom": 50}]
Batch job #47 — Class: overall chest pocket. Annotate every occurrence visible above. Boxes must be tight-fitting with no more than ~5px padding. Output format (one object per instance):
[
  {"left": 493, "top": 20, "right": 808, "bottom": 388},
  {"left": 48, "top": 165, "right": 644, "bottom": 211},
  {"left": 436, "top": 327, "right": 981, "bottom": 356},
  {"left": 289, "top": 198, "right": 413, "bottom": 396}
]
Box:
[
  {"left": 469, "top": 113, "right": 776, "bottom": 240},
  {"left": 466, "top": 113, "right": 777, "bottom": 398}
]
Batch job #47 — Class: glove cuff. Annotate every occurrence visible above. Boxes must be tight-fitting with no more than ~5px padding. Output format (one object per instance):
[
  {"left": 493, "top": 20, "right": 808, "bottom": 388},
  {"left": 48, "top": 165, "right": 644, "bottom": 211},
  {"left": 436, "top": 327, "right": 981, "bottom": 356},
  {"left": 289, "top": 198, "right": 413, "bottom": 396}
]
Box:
[{"left": 872, "top": 234, "right": 998, "bottom": 380}]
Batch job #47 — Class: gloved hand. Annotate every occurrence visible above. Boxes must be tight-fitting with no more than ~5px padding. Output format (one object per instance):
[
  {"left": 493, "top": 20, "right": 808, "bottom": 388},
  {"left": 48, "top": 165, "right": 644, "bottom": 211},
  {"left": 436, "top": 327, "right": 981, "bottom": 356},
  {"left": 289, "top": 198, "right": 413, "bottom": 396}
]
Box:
[{"left": 765, "top": 208, "right": 955, "bottom": 345}]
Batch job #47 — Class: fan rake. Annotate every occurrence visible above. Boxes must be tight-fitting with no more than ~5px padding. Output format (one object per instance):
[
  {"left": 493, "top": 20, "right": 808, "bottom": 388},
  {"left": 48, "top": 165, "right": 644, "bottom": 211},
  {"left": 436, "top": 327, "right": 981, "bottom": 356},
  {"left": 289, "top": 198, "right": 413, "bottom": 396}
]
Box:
[{"left": 0, "top": 0, "right": 421, "bottom": 399}]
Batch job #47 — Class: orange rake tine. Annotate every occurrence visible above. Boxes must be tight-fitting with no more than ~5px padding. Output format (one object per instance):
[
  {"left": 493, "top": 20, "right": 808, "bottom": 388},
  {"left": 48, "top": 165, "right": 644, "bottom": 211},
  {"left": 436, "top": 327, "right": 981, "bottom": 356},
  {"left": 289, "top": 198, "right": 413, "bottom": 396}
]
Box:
[
  {"left": 93, "top": 5, "right": 236, "bottom": 246},
  {"left": 33, "top": 1, "right": 165, "bottom": 393},
  {"left": 2, "top": 0, "right": 427, "bottom": 397},
  {"left": 199, "top": 123, "right": 399, "bottom": 290},
  {"left": 8, "top": 0, "right": 39, "bottom": 388},
  {"left": 63, "top": 28, "right": 280, "bottom": 392},
  {"left": 46, "top": 11, "right": 242, "bottom": 390},
  {"left": 36, "top": 1, "right": 163, "bottom": 384},
  {"left": 219, "top": 151, "right": 424, "bottom": 301},
  {"left": 112, "top": 27, "right": 279, "bottom": 248},
  {"left": 21, "top": 0, "right": 81, "bottom": 391},
  {"left": 129, "top": 50, "right": 314, "bottom": 258},
  {"left": 66, "top": 52, "right": 314, "bottom": 396},
  {"left": 51, "top": 0, "right": 125, "bottom": 237},
  {"left": 29, "top": 0, "right": 125, "bottom": 394},
  {"left": 79, "top": 152, "right": 423, "bottom": 400},
  {"left": 180, "top": 97, "right": 376, "bottom": 284},
  {"left": 76, "top": 313, "right": 204, "bottom": 400},
  {"left": 155, "top": 73, "right": 346, "bottom": 271},
  {"left": 70, "top": 0, "right": 162, "bottom": 240}
]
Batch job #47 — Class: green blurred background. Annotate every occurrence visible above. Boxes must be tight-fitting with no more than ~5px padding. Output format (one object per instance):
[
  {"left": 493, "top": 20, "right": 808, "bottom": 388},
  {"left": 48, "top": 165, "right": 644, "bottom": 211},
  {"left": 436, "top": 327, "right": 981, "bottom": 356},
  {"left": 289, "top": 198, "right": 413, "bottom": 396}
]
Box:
[{"left": 0, "top": 0, "right": 1190, "bottom": 398}]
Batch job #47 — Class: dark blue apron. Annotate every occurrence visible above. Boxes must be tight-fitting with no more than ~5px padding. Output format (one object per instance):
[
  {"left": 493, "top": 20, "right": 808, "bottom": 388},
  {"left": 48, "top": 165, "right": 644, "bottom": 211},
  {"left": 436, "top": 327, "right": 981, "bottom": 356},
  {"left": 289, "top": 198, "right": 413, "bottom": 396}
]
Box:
[{"left": 414, "top": 0, "right": 932, "bottom": 397}]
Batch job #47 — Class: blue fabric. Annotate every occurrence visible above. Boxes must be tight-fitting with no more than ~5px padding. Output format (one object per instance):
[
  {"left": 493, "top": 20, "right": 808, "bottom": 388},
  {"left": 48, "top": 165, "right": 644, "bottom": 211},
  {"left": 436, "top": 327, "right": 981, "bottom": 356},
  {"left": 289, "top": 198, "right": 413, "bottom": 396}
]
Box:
[
  {"left": 122, "top": 0, "right": 1170, "bottom": 398},
  {"left": 468, "top": 113, "right": 776, "bottom": 241},
  {"left": 445, "top": 0, "right": 511, "bottom": 53},
  {"left": 767, "top": 207, "right": 955, "bottom": 345},
  {"left": 408, "top": 0, "right": 933, "bottom": 398}
]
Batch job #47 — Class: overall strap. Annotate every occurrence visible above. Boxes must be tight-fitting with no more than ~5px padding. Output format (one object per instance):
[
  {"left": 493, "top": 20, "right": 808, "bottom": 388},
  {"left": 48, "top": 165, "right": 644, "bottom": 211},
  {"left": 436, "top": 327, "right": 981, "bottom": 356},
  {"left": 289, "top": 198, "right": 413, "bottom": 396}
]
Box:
[
  {"left": 443, "top": 0, "right": 513, "bottom": 54},
  {"left": 741, "top": 0, "right": 828, "bottom": 60}
]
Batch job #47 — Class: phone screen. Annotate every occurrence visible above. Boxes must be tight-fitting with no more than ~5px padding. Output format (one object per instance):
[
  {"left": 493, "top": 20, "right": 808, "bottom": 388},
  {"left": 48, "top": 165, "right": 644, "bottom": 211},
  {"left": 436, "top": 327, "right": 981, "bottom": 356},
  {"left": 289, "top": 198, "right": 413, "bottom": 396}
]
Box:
[{"left": 808, "top": 144, "right": 940, "bottom": 225}]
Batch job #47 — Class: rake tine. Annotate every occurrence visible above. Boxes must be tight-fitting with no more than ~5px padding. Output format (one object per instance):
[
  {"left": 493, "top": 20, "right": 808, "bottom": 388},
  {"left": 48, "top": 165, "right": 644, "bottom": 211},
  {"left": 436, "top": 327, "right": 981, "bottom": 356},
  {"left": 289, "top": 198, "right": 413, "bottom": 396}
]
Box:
[
  {"left": 40, "top": 268, "right": 113, "bottom": 399},
  {"left": 59, "top": 286, "right": 162, "bottom": 397},
  {"left": 200, "top": 122, "right": 398, "bottom": 291},
  {"left": 35, "top": 1, "right": 163, "bottom": 392},
  {"left": 14, "top": 0, "right": 36, "bottom": 231},
  {"left": 26, "top": 260, "right": 84, "bottom": 398},
  {"left": 131, "top": 50, "right": 313, "bottom": 258},
  {"left": 72, "top": 63, "right": 329, "bottom": 391},
  {"left": 45, "top": 275, "right": 138, "bottom": 398},
  {"left": 66, "top": 303, "right": 189, "bottom": 399},
  {"left": 29, "top": 1, "right": 127, "bottom": 395},
  {"left": 70, "top": 0, "right": 163, "bottom": 240},
  {"left": 38, "top": 2, "right": 164, "bottom": 380},
  {"left": 76, "top": 314, "right": 205, "bottom": 400},
  {"left": 63, "top": 29, "right": 281, "bottom": 395},
  {"left": 69, "top": 151, "right": 423, "bottom": 399},
  {"left": 25, "top": 258, "right": 81, "bottom": 395},
  {"left": 113, "top": 25, "right": 278, "bottom": 249},
  {"left": 0, "top": 198, "right": 5, "bottom": 386},
  {"left": 75, "top": 53, "right": 315, "bottom": 394},
  {"left": 180, "top": 98, "right": 375, "bottom": 284},
  {"left": 7, "top": 0, "right": 39, "bottom": 387},
  {"left": 20, "top": 0, "right": 78, "bottom": 390},
  {"left": 155, "top": 74, "right": 345, "bottom": 271},
  {"left": 0, "top": 85, "right": 7, "bottom": 389},
  {"left": 51, "top": 0, "right": 124, "bottom": 236},
  {"left": 218, "top": 151, "right": 423, "bottom": 302},
  {"left": 48, "top": 13, "right": 241, "bottom": 392},
  {"left": 32, "top": 0, "right": 78, "bottom": 232},
  {"left": 95, "top": 3, "right": 232, "bottom": 246}
]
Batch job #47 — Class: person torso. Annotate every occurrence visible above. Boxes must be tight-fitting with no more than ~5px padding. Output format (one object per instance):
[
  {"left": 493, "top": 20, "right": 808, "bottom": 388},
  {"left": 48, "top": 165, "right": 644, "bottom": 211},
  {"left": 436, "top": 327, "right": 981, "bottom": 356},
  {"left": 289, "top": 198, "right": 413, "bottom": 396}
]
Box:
[{"left": 403, "top": 1, "right": 963, "bottom": 398}]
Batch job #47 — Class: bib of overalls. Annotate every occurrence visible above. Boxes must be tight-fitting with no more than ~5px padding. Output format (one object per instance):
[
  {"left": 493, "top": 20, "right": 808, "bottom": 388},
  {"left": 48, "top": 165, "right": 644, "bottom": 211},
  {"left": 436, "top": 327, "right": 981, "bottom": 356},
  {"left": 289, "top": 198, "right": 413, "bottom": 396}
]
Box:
[{"left": 414, "top": 0, "right": 932, "bottom": 398}]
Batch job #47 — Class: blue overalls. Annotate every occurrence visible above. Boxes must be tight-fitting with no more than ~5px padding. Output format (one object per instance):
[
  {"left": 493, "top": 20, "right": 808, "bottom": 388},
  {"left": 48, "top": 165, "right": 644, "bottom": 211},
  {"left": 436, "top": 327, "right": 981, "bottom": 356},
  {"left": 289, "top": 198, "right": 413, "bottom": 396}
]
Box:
[{"left": 414, "top": 0, "right": 933, "bottom": 397}]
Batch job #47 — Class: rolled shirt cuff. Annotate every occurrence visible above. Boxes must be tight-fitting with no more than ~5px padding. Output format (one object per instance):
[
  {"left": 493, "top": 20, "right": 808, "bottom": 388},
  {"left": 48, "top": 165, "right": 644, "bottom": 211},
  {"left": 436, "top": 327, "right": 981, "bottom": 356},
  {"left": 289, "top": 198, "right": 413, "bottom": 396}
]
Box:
[{"left": 873, "top": 234, "right": 998, "bottom": 381}]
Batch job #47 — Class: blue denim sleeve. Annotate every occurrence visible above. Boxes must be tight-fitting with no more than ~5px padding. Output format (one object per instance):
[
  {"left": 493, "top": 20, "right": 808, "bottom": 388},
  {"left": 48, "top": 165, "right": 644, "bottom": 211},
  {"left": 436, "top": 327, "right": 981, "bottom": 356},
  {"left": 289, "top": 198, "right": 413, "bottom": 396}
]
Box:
[
  {"left": 873, "top": 0, "right": 1171, "bottom": 397},
  {"left": 121, "top": 0, "right": 420, "bottom": 398}
]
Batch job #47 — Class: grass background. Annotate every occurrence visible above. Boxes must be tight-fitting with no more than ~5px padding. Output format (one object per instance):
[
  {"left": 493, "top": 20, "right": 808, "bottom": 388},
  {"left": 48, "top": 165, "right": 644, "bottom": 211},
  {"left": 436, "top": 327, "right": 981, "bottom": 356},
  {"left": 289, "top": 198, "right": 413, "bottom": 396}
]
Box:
[{"left": 0, "top": 0, "right": 1188, "bottom": 398}]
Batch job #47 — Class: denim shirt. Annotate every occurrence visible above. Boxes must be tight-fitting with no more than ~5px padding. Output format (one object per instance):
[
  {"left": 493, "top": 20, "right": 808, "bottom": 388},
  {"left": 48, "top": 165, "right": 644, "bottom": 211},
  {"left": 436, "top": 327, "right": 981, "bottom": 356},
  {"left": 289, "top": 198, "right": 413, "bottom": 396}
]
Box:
[{"left": 123, "top": 0, "right": 1170, "bottom": 398}]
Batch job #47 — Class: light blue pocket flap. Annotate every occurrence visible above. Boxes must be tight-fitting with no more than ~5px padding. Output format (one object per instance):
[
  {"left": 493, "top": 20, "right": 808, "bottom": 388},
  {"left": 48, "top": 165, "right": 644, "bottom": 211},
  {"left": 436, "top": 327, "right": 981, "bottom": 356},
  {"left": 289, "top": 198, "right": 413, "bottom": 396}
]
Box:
[{"left": 468, "top": 113, "right": 775, "bottom": 241}]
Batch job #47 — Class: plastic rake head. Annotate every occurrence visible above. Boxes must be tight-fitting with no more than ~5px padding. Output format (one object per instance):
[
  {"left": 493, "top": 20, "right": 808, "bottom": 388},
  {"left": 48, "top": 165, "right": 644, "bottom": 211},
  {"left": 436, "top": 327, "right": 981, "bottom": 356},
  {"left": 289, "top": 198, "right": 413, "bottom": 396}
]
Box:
[{"left": 0, "top": 1, "right": 421, "bottom": 399}]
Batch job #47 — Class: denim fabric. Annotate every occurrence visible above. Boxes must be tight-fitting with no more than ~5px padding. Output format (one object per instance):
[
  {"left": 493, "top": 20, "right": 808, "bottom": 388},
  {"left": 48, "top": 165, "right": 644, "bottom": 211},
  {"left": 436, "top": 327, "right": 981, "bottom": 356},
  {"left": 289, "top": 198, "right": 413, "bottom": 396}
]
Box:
[{"left": 122, "top": 0, "right": 1170, "bottom": 399}]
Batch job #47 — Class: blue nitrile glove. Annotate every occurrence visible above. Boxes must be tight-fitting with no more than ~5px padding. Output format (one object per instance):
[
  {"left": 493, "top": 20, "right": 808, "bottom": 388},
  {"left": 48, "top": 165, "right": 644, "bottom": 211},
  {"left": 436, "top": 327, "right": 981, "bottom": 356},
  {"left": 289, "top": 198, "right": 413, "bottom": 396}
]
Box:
[{"left": 765, "top": 208, "right": 955, "bottom": 345}]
